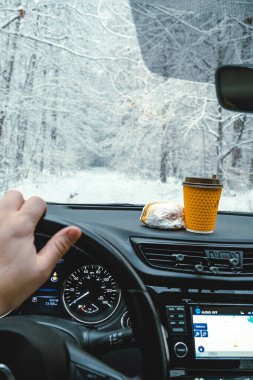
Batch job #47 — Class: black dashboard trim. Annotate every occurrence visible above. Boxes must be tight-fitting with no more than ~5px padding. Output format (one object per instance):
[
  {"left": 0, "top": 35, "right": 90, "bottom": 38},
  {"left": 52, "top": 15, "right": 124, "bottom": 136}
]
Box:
[{"left": 35, "top": 206, "right": 253, "bottom": 290}]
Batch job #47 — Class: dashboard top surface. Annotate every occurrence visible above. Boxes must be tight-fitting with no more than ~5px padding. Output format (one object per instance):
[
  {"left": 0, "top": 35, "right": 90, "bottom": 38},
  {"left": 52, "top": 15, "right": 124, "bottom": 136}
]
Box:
[
  {"left": 35, "top": 205, "right": 253, "bottom": 290},
  {"left": 46, "top": 204, "right": 253, "bottom": 244}
]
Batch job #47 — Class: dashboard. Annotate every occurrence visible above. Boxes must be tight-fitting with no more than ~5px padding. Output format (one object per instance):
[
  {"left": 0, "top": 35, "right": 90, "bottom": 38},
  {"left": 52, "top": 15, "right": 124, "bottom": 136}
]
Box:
[{"left": 10, "top": 204, "right": 253, "bottom": 378}]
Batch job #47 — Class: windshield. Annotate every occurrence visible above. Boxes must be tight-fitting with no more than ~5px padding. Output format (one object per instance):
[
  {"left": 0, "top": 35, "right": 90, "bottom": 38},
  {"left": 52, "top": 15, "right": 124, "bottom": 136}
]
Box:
[{"left": 1, "top": 1, "right": 253, "bottom": 211}]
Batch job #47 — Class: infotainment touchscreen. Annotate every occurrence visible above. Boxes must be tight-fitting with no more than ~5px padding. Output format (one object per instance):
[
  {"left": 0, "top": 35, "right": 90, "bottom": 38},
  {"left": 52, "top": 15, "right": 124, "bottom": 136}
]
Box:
[{"left": 191, "top": 305, "right": 253, "bottom": 359}]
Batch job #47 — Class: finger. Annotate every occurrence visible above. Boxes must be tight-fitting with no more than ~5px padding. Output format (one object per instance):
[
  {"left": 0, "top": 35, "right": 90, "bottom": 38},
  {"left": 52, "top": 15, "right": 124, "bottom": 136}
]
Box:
[
  {"left": 37, "top": 226, "right": 82, "bottom": 271},
  {"left": 0, "top": 190, "right": 24, "bottom": 212},
  {"left": 19, "top": 196, "right": 47, "bottom": 227}
]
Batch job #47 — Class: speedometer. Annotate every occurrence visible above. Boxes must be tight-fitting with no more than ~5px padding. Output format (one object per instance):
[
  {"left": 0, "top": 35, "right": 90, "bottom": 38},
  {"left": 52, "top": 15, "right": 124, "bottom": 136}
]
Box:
[{"left": 62, "top": 265, "right": 121, "bottom": 324}]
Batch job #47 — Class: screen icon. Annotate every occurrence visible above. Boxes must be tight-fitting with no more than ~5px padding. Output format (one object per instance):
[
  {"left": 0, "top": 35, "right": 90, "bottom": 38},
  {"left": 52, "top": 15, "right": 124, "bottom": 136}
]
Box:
[
  {"left": 198, "top": 346, "right": 205, "bottom": 353},
  {"left": 195, "top": 307, "right": 201, "bottom": 315},
  {"left": 194, "top": 331, "right": 201, "bottom": 337},
  {"left": 51, "top": 272, "right": 59, "bottom": 282},
  {"left": 193, "top": 323, "right": 207, "bottom": 330},
  {"left": 202, "top": 331, "right": 208, "bottom": 337}
]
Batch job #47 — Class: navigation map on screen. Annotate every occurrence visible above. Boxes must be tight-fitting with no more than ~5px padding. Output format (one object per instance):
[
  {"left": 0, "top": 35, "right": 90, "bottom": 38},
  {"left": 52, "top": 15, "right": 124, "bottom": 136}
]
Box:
[{"left": 192, "top": 306, "right": 253, "bottom": 359}]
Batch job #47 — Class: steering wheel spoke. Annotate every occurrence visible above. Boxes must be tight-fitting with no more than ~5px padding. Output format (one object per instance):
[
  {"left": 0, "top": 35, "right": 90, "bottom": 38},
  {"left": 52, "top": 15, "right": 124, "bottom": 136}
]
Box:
[{"left": 67, "top": 341, "right": 134, "bottom": 380}]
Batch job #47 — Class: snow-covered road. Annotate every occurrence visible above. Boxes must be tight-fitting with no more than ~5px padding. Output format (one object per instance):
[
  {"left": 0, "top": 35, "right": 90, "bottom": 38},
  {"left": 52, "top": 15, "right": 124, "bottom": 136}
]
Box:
[{"left": 6, "top": 168, "right": 253, "bottom": 212}]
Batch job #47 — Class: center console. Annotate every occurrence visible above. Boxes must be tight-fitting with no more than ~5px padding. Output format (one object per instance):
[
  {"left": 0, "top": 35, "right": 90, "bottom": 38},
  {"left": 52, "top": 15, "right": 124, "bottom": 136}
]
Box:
[{"left": 152, "top": 287, "right": 253, "bottom": 377}]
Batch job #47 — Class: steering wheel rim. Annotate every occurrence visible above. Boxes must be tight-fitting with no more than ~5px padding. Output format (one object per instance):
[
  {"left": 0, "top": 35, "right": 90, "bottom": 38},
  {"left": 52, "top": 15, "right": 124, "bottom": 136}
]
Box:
[{"left": 0, "top": 219, "right": 168, "bottom": 380}]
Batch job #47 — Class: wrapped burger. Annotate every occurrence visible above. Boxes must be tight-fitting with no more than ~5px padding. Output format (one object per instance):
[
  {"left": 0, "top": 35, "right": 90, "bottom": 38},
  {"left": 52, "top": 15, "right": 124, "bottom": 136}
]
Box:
[{"left": 140, "top": 202, "right": 185, "bottom": 230}]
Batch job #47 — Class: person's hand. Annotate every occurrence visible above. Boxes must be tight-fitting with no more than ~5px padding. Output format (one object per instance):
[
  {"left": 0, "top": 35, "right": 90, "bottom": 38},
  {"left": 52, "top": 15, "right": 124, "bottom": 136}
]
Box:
[{"left": 0, "top": 190, "right": 82, "bottom": 316}]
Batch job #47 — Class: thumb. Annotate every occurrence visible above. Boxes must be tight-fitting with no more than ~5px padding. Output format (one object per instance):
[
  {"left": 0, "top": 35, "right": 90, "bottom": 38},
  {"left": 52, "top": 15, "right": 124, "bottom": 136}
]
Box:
[{"left": 38, "top": 226, "right": 82, "bottom": 270}]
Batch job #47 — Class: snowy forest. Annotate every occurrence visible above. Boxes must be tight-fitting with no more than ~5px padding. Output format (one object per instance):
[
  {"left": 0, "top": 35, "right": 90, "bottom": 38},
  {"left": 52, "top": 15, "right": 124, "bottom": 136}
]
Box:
[{"left": 1, "top": 0, "right": 253, "bottom": 207}]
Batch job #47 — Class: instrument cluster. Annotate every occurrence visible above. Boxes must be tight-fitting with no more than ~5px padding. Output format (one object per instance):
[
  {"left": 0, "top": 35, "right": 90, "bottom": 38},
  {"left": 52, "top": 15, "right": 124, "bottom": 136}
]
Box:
[{"left": 17, "top": 234, "right": 122, "bottom": 327}]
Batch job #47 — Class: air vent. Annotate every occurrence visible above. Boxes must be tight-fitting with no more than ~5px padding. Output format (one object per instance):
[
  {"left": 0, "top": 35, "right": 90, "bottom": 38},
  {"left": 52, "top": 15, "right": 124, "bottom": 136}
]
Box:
[
  {"left": 131, "top": 238, "right": 253, "bottom": 275},
  {"left": 243, "top": 250, "right": 253, "bottom": 273}
]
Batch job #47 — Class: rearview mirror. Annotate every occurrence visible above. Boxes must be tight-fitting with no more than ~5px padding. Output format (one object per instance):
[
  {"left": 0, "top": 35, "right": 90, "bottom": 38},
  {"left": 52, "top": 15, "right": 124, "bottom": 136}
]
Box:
[{"left": 215, "top": 65, "right": 253, "bottom": 113}]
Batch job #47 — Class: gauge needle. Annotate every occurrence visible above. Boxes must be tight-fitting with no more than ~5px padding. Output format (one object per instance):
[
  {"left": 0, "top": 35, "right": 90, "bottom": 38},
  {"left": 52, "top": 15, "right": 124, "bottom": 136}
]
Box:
[
  {"left": 92, "top": 303, "right": 99, "bottom": 311},
  {"left": 69, "top": 291, "right": 90, "bottom": 306}
]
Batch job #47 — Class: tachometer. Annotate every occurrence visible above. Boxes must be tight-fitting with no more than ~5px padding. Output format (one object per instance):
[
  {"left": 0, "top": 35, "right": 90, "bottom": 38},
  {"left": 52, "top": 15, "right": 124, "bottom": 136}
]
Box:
[{"left": 62, "top": 265, "right": 121, "bottom": 324}]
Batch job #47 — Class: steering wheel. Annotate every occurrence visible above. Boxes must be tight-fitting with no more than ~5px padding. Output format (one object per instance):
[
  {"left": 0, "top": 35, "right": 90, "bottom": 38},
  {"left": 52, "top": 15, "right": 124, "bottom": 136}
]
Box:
[{"left": 0, "top": 220, "right": 168, "bottom": 380}]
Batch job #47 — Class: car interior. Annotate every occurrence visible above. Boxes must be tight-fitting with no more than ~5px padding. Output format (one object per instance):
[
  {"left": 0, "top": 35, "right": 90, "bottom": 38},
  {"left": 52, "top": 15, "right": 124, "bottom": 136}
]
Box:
[
  {"left": 2, "top": 167, "right": 253, "bottom": 380},
  {"left": 1, "top": 2, "right": 253, "bottom": 380}
]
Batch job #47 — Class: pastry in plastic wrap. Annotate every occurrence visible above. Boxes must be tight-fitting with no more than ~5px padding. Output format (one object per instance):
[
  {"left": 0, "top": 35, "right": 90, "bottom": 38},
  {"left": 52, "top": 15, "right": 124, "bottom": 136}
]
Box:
[{"left": 140, "top": 202, "right": 185, "bottom": 230}]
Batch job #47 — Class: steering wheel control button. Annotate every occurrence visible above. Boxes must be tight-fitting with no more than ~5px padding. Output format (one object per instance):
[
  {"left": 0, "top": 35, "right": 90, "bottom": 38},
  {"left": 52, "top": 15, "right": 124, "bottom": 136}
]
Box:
[
  {"left": 174, "top": 342, "right": 188, "bottom": 358},
  {"left": 166, "top": 306, "right": 187, "bottom": 334},
  {"left": 76, "top": 366, "right": 107, "bottom": 379}
]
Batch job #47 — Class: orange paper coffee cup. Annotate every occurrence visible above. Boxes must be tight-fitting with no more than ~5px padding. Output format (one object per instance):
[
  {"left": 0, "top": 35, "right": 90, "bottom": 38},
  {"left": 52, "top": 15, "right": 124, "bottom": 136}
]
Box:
[{"left": 183, "top": 176, "right": 223, "bottom": 234}]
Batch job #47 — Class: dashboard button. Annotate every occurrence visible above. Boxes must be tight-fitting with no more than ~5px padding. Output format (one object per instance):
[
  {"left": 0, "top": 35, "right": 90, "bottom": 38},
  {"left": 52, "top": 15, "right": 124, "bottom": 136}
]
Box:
[
  {"left": 167, "top": 312, "right": 185, "bottom": 320},
  {"left": 174, "top": 342, "right": 188, "bottom": 358},
  {"left": 188, "top": 288, "right": 199, "bottom": 293},
  {"left": 171, "top": 327, "right": 185, "bottom": 333}
]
